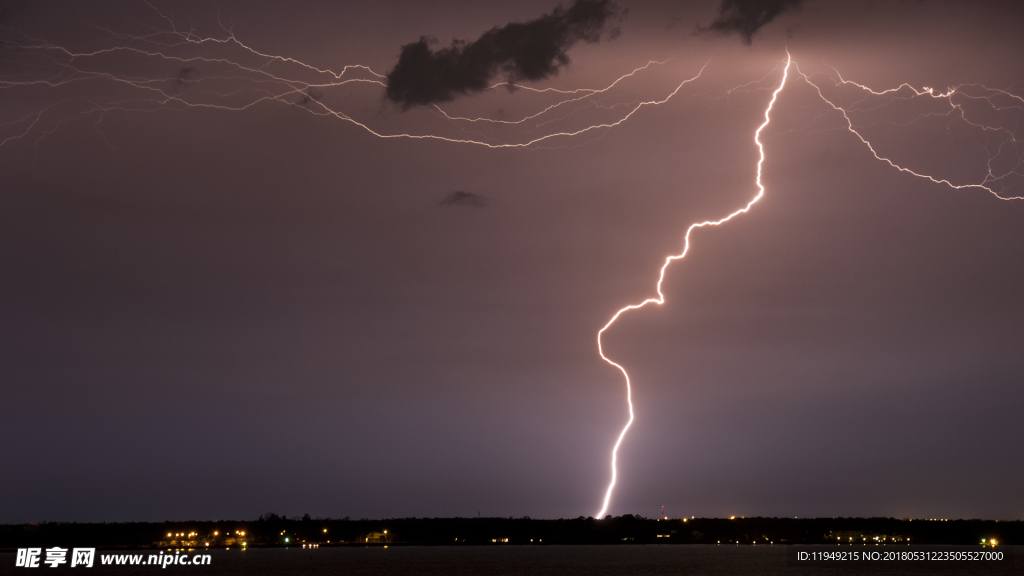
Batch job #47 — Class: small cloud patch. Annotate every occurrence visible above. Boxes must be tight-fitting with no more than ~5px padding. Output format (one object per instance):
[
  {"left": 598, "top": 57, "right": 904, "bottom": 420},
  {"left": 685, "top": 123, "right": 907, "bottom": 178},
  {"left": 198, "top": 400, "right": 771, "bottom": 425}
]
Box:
[{"left": 440, "top": 191, "right": 489, "bottom": 208}]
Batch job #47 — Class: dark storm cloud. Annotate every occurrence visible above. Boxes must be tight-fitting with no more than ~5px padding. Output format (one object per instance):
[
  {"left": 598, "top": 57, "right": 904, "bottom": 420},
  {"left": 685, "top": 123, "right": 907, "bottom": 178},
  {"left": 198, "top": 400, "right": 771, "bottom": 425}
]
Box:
[
  {"left": 440, "top": 191, "right": 488, "bottom": 207},
  {"left": 697, "top": 0, "right": 802, "bottom": 44},
  {"left": 385, "top": 0, "right": 620, "bottom": 108}
]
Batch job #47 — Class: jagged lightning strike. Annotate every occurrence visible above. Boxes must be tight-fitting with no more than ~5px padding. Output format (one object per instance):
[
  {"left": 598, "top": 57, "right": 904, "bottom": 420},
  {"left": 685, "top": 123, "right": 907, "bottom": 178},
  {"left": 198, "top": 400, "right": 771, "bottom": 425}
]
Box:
[
  {"left": 595, "top": 52, "right": 791, "bottom": 519},
  {"left": 2, "top": 8, "right": 1023, "bottom": 519},
  {"left": 592, "top": 57, "right": 1024, "bottom": 516},
  {"left": 798, "top": 66, "right": 1024, "bottom": 201},
  {"left": 592, "top": 57, "right": 1024, "bottom": 515}
]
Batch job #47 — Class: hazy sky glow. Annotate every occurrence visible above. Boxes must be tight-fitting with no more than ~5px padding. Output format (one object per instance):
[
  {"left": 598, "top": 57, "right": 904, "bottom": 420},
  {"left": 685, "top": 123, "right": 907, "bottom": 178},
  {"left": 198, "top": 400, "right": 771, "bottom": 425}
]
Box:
[{"left": 1, "top": 0, "right": 1022, "bottom": 523}]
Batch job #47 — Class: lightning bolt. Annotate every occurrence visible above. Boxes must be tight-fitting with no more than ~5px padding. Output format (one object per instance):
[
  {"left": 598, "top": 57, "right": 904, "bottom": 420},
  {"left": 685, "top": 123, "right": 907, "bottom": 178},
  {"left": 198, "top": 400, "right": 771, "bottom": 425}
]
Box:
[
  {"left": 797, "top": 66, "right": 1024, "bottom": 201},
  {"left": 0, "top": 8, "right": 704, "bottom": 152},
  {"left": 594, "top": 52, "right": 791, "bottom": 519},
  {"left": 3, "top": 9, "right": 1023, "bottom": 520},
  {"left": 592, "top": 54, "right": 1024, "bottom": 516}
]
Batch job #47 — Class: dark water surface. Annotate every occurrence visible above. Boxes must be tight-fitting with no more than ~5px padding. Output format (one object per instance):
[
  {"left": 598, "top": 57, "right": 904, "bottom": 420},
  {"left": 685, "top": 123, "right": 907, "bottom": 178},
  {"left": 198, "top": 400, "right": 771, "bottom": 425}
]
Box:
[{"left": 3, "top": 546, "right": 1019, "bottom": 575}]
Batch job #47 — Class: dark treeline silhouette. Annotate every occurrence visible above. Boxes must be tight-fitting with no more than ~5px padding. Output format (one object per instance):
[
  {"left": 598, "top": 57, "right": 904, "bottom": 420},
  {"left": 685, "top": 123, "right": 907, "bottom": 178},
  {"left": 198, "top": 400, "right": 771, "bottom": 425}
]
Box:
[{"left": 1, "top": 515, "right": 1019, "bottom": 549}]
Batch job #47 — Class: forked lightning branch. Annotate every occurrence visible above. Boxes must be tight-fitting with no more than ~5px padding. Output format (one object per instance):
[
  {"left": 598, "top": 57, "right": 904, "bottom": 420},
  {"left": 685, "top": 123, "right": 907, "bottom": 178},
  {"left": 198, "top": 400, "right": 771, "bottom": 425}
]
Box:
[{"left": 1, "top": 8, "right": 1022, "bottom": 519}]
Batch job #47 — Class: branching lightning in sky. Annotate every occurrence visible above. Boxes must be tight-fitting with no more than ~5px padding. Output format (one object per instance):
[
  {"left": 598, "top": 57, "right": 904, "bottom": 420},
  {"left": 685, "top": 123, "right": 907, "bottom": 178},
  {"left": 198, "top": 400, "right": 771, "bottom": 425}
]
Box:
[
  {"left": 592, "top": 58, "right": 1024, "bottom": 516},
  {"left": 594, "top": 52, "right": 791, "bottom": 519},
  {"left": 431, "top": 59, "right": 673, "bottom": 126},
  {"left": 3, "top": 7, "right": 1024, "bottom": 519},
  {"left": 0, "top": 7, "right": 703, "bottom": 151},
  {"left": 797, "top": 67, "right": 1024, "bottom": 201}
]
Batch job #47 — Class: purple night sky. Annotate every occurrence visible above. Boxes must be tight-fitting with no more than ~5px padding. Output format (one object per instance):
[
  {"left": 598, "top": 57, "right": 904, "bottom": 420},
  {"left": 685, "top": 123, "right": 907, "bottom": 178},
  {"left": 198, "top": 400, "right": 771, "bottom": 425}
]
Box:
[{"left": 1, "top": 0, "right": 1022, "bottom": 523}]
